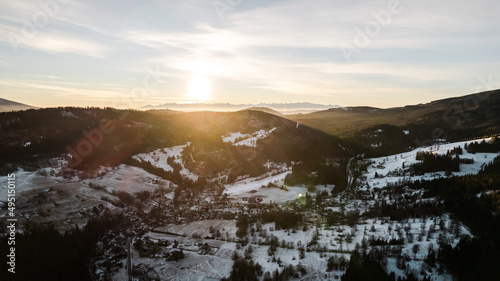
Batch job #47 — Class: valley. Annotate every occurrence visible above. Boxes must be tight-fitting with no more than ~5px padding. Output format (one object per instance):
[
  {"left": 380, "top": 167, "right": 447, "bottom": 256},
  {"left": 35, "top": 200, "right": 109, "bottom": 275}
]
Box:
[{"left": 0, "top": 92, "right": 500, "bottom": 281}]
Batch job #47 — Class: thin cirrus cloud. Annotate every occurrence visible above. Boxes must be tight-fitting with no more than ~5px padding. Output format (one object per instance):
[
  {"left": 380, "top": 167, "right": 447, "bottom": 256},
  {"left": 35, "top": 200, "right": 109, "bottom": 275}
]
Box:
[
  {"left": 23, "top": 31, "right": 109, "bottom": 58},
  {"left": 0, "top": 0, "right": 499, "bottom": 108},
  {"left": 0, "top": 79, "right": 126, "bottom": 100}
]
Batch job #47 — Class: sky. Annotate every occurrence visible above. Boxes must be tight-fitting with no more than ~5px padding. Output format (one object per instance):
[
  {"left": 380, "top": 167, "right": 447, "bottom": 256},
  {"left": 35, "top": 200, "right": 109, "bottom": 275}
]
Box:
[{"left": 0, "top": 0, "right": 499, "bottom": 109}]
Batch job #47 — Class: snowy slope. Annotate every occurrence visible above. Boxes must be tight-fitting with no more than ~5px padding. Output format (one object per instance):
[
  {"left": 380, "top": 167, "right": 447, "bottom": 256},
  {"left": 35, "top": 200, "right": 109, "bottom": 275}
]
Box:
[
  {"left": 365, "top": 137, "right": 499, "bottom": 189},
  {"left": 222, "top": 128, "right": 277, "bottom": 148},
  {"left": 132, "top": 145, "right": 186, "bottom": 172},
  {"left": 221, "top": 167, "right": 332, "bottom": 203},
  {"left": 224, "top": 170, "right": 291, "bottom": 196},
  {"left": 132, "top": 143, "right": 199, "bottom": 181}
]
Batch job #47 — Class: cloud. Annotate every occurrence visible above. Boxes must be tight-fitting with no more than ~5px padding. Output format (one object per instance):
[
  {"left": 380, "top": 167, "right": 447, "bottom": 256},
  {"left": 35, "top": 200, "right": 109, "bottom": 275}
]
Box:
[
  {"left": 0, "top": 78, "right": 128, "bottom": 106},
  {"left": 26, "top": 32, "right": 108, "bottom": 57},
  {"left": 1, "top": 29, "right": 109, "bottom": 57},
  {"left": 0, "top": 56, "right": 7, "bottom": 66},
  {"left": 0, "top": 11, "right": 109, "bottom": 57},
  {"left": 1, "top": 0, "right": 499, "bottom": 108}
]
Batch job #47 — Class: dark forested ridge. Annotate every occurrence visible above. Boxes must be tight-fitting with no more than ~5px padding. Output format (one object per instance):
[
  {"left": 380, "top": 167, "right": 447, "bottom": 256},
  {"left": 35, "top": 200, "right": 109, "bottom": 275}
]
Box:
[
  {"left": 0, "top": 214, "right": 122, "bottom": 281},
  {"left": 290, "top": 89, "right": 500, "bottom": 156},
  {"left": 0, "top": 108, "right": 356, "bottom": 185}
]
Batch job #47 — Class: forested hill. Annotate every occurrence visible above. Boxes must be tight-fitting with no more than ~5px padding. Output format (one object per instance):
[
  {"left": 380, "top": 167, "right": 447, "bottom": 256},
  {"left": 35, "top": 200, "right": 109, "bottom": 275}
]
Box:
[
  {"left": 0, "top": 108, "right": 356, "bottom": 182},
  {"left": 290, "top": 89, "right": 500, "bottom": 156},
  {"left": 0, "top": 98, "right": 36, "bottom": 112}
]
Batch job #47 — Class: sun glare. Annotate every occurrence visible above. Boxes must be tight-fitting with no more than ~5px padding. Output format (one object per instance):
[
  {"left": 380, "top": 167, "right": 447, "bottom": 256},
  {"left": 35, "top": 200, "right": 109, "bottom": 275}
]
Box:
[{"left": 186, "top": 74, "right": 211, "bottom": 102}]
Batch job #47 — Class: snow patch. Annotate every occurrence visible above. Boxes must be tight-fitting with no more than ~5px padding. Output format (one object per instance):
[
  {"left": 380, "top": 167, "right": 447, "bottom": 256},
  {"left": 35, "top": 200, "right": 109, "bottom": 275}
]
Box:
[
  {"left": 132, "top": 143, "right": 198, "bottom": 181},
  {"left": 61, "top": 111, "right": 78, "bottom": 118},
  {"left": 222, "top": 128, "right": 277, "bottom": 148}
]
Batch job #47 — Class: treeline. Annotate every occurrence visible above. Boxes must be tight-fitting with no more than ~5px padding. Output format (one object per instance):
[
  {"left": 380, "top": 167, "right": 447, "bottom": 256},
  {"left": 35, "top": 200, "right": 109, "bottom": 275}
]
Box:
[
  {"left": 466, "top": 137, "right": 500, "bottom": 153},
  {"left": 235, "top": 211, "right": 303, "bottom": 239},
  {"left": 341, "top": 252, "right": 430, "bottom": 281},
  {"left": 261, "top": 211, "right": 303, "bottom": 229},
  {"left": 222, "top": 252, "right": 263, "bottom": 281},
  {"left": 325, "top": 210, "right": 360, "bottom": 227},
  {"left": 371, "top": 201, "right": 443, "bottom": 221},
  {"left": 0, "top": 214, "right": 122, "bottom": 281},
  {"left": 285, "top": 161, "right": 348, "bottom": 189},
  {"left": 223, "top": 251, "right": 307, "bottom": 281},
  {"left": 447, "top": 146, "right": 463, "bottom": 155},
  {"left": 481, "top": 155, "right": 500, "bottom": 173},
  {"left": 412, "top": 152, "right": 460, "bottom": 173}
]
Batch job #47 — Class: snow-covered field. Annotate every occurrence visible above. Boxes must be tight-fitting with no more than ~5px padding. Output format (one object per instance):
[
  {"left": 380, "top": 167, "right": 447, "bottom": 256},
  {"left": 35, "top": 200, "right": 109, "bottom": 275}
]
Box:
[
  {"left": 155, "top": 220, "right": 238, "bottom": 238},
  {"left": 0, "top": 160, "right": 173, "bottom": 232},
  {"left": 365, "top": 137, "right": 499, "bottom": 189},
  {"left": 0, "top": 168, "right": 61, "bottom": 194},
  {"left": 132, "top": 143, "right": 199, "bottom": 181},
  {"left": 224, "top": 170, "right": 290, "bottom": 195},
  {"left": 223, "top": 168, "right": 333, "bottom": 203},
  {"left": 112, "top": 212, "right": 468, "bottom": 281},
  {"left": 84, "top": 164, "right": 172, "bottom": 194},
  {"left": 223, "top": 128, "right": 277, "bottom": 147}
]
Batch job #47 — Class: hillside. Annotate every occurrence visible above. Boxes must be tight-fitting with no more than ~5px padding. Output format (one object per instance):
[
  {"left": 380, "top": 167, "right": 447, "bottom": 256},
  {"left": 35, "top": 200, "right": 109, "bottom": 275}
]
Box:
[
  {"left": 0, "top": 107, "right": 355, "bottom": 187},
  {"left": 290, "top": 89, "right": 500, "bottom": 156},
  {"left": 0, "top": 98, "right": 36, "bottom": 112},
  {"left": 1, "top": 96, "right": 499, "bottom": 281},
  {"left": 2, "top": 132, "right": 498, "bottom": 281}
]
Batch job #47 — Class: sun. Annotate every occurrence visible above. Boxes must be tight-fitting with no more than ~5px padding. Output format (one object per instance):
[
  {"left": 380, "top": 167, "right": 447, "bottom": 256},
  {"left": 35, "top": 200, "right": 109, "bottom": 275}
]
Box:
[{"left": 186, "top": 74, "right": 211, "bottom": 102}]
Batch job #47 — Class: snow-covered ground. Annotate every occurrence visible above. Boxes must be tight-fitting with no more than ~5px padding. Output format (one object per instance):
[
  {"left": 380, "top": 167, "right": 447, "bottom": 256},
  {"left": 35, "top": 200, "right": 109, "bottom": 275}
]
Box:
[
  {"left": 132, "top": 143, "right": 199, "bottom": 181},
  {"left": 115, "top": 212, "right": 468, "bottom": 281},
  {"left": 61, "top": 110, "right": 78, "bottom": 118},
  {"left": 132, "top": 145, "right": 186, "bottom": 172},
  {"left": 224, "top": 170, "right": 290, "bottom": 196},
  {"left": 365, "top": 137, "right": 499, "bottom": 189},
  {"left": 0, "top": 159, "right": 174, "bottom": 232},
  {"left": 84, "top": 164, "right": 173, "bottom": 194},
  {"left": 0, "top": 169, "right": 61, "bottom": 195},
  {"left": 3, "top": 134, "right": 496, "bottom": 280},
  {"left": 222, "top": 128, "right": 277, "bottom": 147},
  {"left": 222, "top": 167, "right": 333, "bottom": 203}
]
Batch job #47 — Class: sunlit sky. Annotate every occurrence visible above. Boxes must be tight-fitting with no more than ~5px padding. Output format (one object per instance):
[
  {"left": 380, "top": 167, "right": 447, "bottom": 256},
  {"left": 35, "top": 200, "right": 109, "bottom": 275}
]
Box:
[{"left": 1, "top": 0, "right": 499, "bottom": 108}]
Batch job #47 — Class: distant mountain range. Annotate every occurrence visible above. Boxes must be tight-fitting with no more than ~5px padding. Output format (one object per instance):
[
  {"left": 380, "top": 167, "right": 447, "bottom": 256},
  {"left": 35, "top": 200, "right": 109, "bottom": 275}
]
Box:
[
  {"left": 0, "top": 98, "right": 36, "bottom": 112},
  {"left": 141, "top": 102, "right": 342, "bottom": 114}
]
